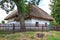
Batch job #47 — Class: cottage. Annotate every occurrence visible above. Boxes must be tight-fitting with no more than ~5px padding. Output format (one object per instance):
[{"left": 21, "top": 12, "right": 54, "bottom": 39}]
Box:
[{"left": 4, "top": 5, "right": 54, "bottom": 31}]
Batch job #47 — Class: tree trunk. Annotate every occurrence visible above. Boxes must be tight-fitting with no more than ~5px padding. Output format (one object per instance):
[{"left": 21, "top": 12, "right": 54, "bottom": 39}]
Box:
[
  {"left": 16, "top": 2, "right": 26, "bottom": 32},
  {"left": 19, "top": 15, "right": 26, "bottom": 32},
  {"left": 17, "top": 10, "right": 26, "bottom": 32}
]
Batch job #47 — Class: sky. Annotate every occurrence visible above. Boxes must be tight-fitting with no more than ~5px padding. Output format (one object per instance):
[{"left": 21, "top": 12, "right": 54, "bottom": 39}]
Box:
[
  {"left": 0, "top": 0, "right": 51, "bottom": 23},
  {"left": 38, "top": 0, "right": 51, "bottom": 14}
]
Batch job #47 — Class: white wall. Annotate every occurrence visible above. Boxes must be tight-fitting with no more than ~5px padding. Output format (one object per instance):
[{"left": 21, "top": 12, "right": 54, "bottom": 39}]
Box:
[
  {"left": 25, "top": 18, "right": 50, "bottom": 25},
  {"left": 7, "top": 18, "right": 50, "bottom": 25}
]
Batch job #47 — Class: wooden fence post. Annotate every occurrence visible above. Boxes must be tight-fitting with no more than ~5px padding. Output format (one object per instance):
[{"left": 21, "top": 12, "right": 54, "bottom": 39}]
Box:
[
  {"left": 45, "top": 23, "right": 47, "bottom": 31},
  {"left": 13, "top": 23, "right": 15, "bottom": 33},
  {"left": 42, "top": 25, "right": 44, "bottom": 32}
]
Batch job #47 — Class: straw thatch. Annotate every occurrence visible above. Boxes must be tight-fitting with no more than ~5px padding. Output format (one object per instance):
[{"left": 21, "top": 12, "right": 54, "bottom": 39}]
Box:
[{"left": 4, "top": 5, "right": 54, "bottom": 21}]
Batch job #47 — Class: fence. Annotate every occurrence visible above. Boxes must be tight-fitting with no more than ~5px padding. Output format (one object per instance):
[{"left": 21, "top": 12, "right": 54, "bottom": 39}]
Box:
[
  {"left": 0, "top": 23, "right": 48, "bottom": 32},
  {"left": 52, "top": 25, "right": 60, "bottom": 31}
]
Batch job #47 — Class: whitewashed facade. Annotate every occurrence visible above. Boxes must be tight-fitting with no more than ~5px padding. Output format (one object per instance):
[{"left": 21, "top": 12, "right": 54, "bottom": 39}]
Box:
[
  {"left": 25, "top": 18, "right": 50, "bottom": 25},
  {"left": 7, "top": 18, "right": 50, "bottom": 25}
]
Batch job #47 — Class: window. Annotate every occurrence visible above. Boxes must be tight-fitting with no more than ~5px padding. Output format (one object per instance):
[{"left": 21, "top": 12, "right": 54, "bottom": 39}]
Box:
[{"left": 35, "top": 22, "right": 39, "bottom": 27}]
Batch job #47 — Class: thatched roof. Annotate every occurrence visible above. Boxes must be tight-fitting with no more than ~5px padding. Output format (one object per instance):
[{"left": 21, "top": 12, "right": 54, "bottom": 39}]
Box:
[{"left": 4, "top": 5, "right": 54, "bottom": 21}]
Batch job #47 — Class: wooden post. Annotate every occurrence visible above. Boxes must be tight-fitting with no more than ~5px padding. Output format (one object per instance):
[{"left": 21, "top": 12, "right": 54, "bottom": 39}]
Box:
[
  {"left": 42, "top": 25, "right": 44, "bottom": 32},
  {"left": 13, "top": 23, "right": 15, "bottom": 33},
  {"left": 45, "top": 23, "right": 47, "bottom": 31}
]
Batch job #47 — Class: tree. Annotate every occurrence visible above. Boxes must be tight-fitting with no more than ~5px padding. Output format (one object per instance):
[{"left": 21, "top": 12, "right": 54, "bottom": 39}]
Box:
[
  {"left": 50, "top": 0, "right": 60, "bottom": 25},
  {"left": 0, "top": 0, "right": 40, "bottom": 32},
  {"left": 1, "top": 21, "right": 5, "bottom": 24}
]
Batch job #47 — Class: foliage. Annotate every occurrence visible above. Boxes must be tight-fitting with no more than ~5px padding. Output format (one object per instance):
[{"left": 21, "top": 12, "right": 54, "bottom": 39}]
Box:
[
  {"left": 50, "top": 21, "right": 59, "bottom": 25},
  {"left": 1, "top": 21, "right": 5, "bottom": 24},
  {"left": 0, "top": 0, "right": 15, "bottom": 14},
  {"left": 0, "top": 0, "right": 40, "bottom": 14},
  {"left": 28, "top": 0, "right": 40, "bottom": 5},
  {"left": 50, "top": 0, "right": 60, "bottom": 24}
]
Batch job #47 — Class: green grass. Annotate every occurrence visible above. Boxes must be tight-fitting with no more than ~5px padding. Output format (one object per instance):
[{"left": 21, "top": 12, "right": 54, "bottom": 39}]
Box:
[
  {"left": 24, "top": 31, "right": 35, "bottom": 39},
  {"left": 0, "top": 31, "right": 10, "bottom": 38},
  {"left": 0, "top": 31, "right": 21, "bottom": 40},
  {"left": 47, "top": 35, "right": 55, "bottom": 40},
  {"left": 53, "top": 31, "right": 60, "bottom": 35},
  {"left": 0, "top": 31, "right": 60, "bottom": 40},
  {"left": 47, "top": 35, "right": 60, "bottom": 40},
  {"left": 47, "top": 31, "right": 60, "bottom": 40},
  {"left": 0, "top": 31, "right": 35, "bottom": 40},
  {"left": 25, "top": 31, "right": 34, "bottom": 36}
]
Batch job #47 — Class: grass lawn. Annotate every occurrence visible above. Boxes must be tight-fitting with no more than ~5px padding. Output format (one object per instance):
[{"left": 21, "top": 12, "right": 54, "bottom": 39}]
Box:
[
  {"left": 0, "top": 31, "right": 60, "bottom": 40},
  {"left": 0, "top": 31, "right": 36, "bottom": 40},
  {"left": 47, "top": 31, "right": 60, "bottom": 40}
]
